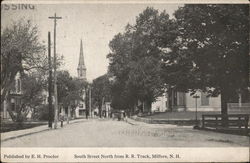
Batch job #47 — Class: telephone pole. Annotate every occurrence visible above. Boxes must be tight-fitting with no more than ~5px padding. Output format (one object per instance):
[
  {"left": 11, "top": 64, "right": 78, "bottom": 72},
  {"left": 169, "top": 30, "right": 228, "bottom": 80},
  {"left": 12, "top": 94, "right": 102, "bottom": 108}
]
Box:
[
  {"left": 48, "top": 32, "right": 53, "bottom": 128},
  {"left": 49, "top": 13, "right": 62, "bottom": 129}
]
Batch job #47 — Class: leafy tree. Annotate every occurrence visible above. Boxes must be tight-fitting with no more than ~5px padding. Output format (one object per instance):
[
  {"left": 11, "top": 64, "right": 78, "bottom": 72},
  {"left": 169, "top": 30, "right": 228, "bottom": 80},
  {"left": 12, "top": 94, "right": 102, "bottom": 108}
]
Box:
[
  {"left": 1, "top": 19, "right": 46, "bottom": 104},
  {"left": 57, "top": 71, "right": 73, "bottom": 103},
  {"left": 165, "top": 5, "right": 249, "bottom": 122},
  {"left": 92, "top": 74, "right": 112, "bottom": 117},
  {"left": 34, "top": 104, "right": 54, "bottom": 121},
  {"left": 57, "top": 70, "right": 87, "bottom": 117},
  {"left": 108, "top": 32, "right": 135, "bottom": 111},
  {"left": 7, "top": 72, "right": 46, "bottom": 123},
  {"left": 108, "top": 7, "right": 175, "bottom": 112}
]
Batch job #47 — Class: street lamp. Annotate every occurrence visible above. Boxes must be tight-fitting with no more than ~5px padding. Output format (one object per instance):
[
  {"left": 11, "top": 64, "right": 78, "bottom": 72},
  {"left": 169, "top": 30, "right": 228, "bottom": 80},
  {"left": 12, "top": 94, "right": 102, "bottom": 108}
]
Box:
[{"left": 193, "top": 94, "right": 200, "bottom": 128}]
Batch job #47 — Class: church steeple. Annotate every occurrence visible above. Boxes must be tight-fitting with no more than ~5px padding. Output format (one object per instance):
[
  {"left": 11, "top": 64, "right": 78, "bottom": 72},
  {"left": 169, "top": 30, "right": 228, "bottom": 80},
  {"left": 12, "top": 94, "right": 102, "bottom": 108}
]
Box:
[{"left": 77, "top": 39, "right": 86, "bottom": 80}]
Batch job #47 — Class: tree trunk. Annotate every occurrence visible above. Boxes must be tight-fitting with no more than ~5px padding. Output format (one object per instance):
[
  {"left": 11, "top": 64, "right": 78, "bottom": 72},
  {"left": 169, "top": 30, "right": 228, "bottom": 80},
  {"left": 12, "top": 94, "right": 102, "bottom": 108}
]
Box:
[
  {"left": 67, "top": 106, "right": 70, "bottom": 124},
  {"left": 98, "top": 104, "right": 102, "bottom": 118},
  {"left": 1, "top": 67, "right": 21, "bottom": 107},
  {"left": 221, "top": 88, "right": 228, "bottom": 127},
  {"left": 5, "top": 95, "right": 17, "bottom": 122},
  {"left": 144, "top": 100, "right": 152, "bottom": 113},
  {"left": 72, "top": 107, "right": 76, "bottom": 119},
  {"left": 16, "top": 106, "right": 25, "bottom": 125}
]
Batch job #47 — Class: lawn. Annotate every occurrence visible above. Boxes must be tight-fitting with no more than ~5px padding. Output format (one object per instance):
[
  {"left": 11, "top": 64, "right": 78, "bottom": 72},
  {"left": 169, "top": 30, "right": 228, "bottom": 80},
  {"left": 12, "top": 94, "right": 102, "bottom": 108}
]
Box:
[
  {"left": 142, "top": 111, "right": 222, "bottom": 120},
  {"left": 1, "top": 121, "right": 47, "bottom": 133}
]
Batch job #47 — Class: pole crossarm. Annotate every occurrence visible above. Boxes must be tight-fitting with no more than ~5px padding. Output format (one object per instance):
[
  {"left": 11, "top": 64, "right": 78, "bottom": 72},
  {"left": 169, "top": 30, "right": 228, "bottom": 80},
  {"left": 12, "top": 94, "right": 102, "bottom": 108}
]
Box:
[
  {"left": 48, "top": 13, "right": 62, "bottom": 20},
  {"left": 48, "top": 16, "right": 62, "bottom": 19}
]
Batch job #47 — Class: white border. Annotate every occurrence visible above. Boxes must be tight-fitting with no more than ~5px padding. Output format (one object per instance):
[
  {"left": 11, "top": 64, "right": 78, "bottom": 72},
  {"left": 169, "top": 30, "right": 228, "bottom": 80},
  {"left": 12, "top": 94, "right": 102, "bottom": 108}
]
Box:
[
  {"left": 1, "top": 147, "right": 250, "bottom": 162},
  {"left": 1, "top": 0, "right": 250, "bottom": 4}
]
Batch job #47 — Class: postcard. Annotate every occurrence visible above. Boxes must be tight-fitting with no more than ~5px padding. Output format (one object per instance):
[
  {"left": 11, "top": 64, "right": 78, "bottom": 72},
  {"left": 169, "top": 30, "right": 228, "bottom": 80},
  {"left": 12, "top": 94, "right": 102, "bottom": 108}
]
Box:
[{"left": 1, "top": 0, "right": 249, "bottom": 162}]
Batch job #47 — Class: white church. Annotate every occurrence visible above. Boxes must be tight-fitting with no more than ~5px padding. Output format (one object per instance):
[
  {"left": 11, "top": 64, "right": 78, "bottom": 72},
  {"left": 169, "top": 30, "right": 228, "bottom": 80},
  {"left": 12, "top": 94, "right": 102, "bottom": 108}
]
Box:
[{"left": 75, "top": 39, "right": 87, "bottom": 118}]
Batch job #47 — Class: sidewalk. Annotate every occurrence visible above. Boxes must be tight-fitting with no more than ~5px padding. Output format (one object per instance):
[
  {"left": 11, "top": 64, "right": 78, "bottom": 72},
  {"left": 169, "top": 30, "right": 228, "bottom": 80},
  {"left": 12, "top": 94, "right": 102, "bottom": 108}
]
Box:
[
  {"left": 129, "top": 115, "right": 197, "bottom": 126},
  {"left": 1, "top": 118, "right": 87, "bottom": 142},
  {"left": 126, "top": 117, "right": 145, "bottom": 126}
]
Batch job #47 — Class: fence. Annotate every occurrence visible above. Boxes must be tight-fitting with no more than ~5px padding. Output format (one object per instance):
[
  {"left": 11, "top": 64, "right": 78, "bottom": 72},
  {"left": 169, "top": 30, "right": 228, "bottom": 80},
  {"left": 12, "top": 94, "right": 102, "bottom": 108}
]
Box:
[{"left": 202, "top": 114, "right": 249, "bottom": 135}]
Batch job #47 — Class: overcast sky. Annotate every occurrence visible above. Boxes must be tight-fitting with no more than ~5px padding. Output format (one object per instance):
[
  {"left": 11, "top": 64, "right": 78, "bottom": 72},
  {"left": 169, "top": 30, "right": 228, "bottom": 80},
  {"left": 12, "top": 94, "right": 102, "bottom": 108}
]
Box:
[{"left": 2, "top": 2, "right": 180, "bottom": 82}]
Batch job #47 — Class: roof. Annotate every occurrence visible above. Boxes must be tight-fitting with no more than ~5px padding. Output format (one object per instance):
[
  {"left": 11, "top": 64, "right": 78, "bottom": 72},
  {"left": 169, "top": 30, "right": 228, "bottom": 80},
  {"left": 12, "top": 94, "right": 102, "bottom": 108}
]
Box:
[{"left": 78, "top": 39, "right": 86, "bottom": 69}]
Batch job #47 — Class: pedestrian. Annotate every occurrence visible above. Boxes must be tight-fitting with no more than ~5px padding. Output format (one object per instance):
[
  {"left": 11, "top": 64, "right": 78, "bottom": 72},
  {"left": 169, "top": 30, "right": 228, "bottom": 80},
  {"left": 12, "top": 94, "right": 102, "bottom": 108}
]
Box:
[
  {"left": 86, "top": 110, "right": 89, "bottom": 119},
  {"left": 59, "top": 112, "right": 64, "bottom": 128},
  {"left": 123, "top": 111, "right": 127, "bottom": 122}
]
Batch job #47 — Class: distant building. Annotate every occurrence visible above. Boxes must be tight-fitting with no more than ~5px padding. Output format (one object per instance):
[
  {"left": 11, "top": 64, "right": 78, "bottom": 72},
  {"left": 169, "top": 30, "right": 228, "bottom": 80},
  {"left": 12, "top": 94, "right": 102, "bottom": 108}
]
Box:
[
  {"left": 168, "top": 90, "right": 220, "bottom": 112},
  {"left": 151, "top": 89, "right": 221, "bottom": 112},
  {"left": 1, "top": 72, "right": 23, "bottom": 119},
  {"left": 151, "top": 92, "right": 168, "bottom": 112},
  {"left": 103, "top": 102, "right": 111, "bottom": 118},
  {"left": 77, "top": 39, "right": 87, "bottom": 81},
  {"left": 75, "top": 39, "right": 87, "bottom": 118}
]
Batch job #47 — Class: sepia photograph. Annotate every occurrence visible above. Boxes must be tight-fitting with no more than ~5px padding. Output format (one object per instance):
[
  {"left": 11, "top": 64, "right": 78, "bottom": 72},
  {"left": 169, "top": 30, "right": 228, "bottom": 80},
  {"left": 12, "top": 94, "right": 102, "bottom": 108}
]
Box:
[{"left": 1, "top": 0, "right": 249, "bottom": 162}]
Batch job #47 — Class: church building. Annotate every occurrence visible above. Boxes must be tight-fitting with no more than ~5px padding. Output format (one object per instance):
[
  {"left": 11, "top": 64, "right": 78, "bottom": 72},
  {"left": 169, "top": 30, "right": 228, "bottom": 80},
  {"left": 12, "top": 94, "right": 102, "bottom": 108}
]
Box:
[{"left": 75, "top": 39, "right": 87, "bottom": 118}]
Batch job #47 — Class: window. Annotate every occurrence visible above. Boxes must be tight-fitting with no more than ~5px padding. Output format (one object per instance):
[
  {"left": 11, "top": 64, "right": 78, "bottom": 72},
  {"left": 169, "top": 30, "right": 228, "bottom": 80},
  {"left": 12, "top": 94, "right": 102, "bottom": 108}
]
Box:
[
  {"left": 11, "top": 103, "right": 15, "bottom": 111},
  {"left": 201, "top": 92, "right": 209, "bottom": 106},
  {"left": 178, "top": 92, "right": 186, "bottom": 106},
  {"left": 17, "top": 79, "right": 21, "bottom": 93},
  {"left": 173, "top": 91, "right": 177, "bottom": 106},
  {"left": 79, "top": 110, "right": 84, "bottom": 115},
  {"left": 16, "top": 98, "right": 21, "bottom": 105}
]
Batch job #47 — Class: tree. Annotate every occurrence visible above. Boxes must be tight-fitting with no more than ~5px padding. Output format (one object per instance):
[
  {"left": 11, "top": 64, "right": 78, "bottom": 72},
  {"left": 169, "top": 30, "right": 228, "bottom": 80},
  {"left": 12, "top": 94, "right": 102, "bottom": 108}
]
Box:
[
  {"left": 1, "top": 19, "right": 46, "bottom": 104},
  {"left": 92, "top": 74, "right": 112, "bottom": 117},
  {"left": 7, "top": 72, "right": 46, "bottom": 123},
  {"left": 165, "top": 5, "right": 249, "bottom": 123},
  {"left": 107, "top": 32, "right": 135, "bottom": 111},
  {"left": 107, "top": 7, "right": 175, "bottom": 112},
  {"left": 57, "top": 70, "right": 87, "bottom": 118},
  {"left": 57, "top": 71, "right": 73, "bottom": 103}
]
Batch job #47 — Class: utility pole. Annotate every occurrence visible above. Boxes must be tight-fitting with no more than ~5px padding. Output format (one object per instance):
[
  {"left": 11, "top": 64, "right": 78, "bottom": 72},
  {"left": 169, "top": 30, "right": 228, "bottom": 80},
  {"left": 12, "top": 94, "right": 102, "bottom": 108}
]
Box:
[
  {"left": 49, "top": 13, "right": 62, "bottom": 129},
  {"left": 48, "top": 32, "right": 53, "bottom": 128}
]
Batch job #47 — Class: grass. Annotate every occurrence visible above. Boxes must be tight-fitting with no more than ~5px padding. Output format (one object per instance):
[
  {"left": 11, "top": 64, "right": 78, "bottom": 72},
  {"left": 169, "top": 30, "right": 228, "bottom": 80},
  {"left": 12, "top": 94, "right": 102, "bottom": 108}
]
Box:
[
  {"left": 141, "top": 111, "right": 222, "bottom": 120},
  {"left": 1, "top": 121, "right": 47, "bottom": 133},
  {"left": 206, "top": 138, "right": 234, "bottom": 144}
]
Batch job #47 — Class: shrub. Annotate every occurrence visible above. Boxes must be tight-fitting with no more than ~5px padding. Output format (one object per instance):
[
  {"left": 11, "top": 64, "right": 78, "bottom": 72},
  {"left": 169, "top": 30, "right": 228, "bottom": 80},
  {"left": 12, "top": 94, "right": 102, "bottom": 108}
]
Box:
[{"left": 32, "top": 104, "right": 54, "bottom": 121}]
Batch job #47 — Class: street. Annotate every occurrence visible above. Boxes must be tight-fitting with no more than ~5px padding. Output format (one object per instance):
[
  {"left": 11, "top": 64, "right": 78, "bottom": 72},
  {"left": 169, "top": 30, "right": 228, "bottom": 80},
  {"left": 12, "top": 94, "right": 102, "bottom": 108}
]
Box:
[{"left": 1, "top": 119, "right": 249, "bottom": 147}]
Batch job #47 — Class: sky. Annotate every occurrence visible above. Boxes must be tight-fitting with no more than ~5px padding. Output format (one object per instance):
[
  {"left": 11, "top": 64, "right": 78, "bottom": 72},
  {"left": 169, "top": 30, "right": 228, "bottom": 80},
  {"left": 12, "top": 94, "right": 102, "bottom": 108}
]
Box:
[{"left": 1, "top": 1, "right": 180, "bottom": 82}]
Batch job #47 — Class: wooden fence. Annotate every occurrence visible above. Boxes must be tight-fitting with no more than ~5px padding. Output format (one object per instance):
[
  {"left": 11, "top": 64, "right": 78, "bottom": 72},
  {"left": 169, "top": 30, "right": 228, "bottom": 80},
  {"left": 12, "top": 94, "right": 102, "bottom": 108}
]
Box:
[{"left": 202, "top": 114, "right": 249, "bottom": 135}]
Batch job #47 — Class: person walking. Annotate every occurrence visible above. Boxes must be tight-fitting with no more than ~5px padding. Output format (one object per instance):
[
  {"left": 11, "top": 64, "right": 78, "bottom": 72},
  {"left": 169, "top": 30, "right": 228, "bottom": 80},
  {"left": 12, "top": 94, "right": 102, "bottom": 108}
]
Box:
[
  {"left": 86, "top": 110, "right": 89, "bottom": 119},
  {"left": 59, "top": 112, "right": 64, "bottom": 128},
  {"left": 123, "top": 111, "right": 127, "bottom": 122}
]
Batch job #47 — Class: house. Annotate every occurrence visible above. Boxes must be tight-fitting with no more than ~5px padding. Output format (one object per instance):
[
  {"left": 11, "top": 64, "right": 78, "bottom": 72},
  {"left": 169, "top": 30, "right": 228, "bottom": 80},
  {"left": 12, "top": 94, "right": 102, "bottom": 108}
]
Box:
[
  {"left": 151, "top": 89, "right": 221, "bottom": 112},
  {"left": 103, "top": 102, "right": 111, "bottom": 118},
  {"left": 152, "top": 92, "right": 168, "bottom": 112},
  {"left": 1, "top": 72, "right": 23, "bottom": 119}
]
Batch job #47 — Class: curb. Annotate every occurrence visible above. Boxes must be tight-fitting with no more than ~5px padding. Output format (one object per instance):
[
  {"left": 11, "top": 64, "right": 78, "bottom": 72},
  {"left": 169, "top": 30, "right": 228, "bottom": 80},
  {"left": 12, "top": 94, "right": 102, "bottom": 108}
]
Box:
[
  {"left": 130, "top": 116, "right": 198, "bottom": 126},
  {"left": 1, "top": 127, "right": 50, "bottom": 142},
  {"left": 126, "top": 119, "right": 137, "bottom": 125},
  {"left": 1, "top": 119, "right": 87, "bottom": 142}
]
